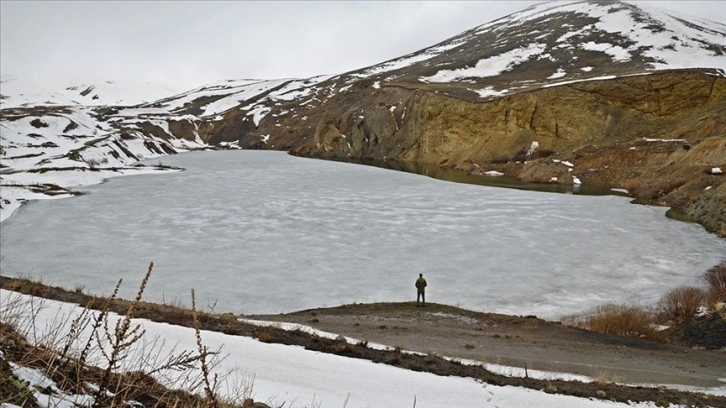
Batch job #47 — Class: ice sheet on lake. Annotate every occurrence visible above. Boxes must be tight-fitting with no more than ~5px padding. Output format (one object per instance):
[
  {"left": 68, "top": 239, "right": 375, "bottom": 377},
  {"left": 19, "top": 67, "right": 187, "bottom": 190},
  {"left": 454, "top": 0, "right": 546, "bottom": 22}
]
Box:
[{"left": 1, "top": 151, "right": 724, "bottom": 320}]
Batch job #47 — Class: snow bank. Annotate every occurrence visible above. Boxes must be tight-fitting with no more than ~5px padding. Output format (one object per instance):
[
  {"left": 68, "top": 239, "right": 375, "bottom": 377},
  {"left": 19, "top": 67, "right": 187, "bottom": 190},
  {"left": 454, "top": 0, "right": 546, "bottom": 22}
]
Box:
[{"left": 0, "top": 290, "right": 668, "bottom": 408}]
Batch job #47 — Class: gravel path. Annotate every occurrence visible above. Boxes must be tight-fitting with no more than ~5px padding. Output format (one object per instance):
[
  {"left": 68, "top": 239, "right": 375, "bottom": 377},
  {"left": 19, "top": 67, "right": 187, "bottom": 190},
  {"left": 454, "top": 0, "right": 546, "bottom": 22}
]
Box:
[{"left": 252, "top": 302, "right": 726, "bottom": 389}]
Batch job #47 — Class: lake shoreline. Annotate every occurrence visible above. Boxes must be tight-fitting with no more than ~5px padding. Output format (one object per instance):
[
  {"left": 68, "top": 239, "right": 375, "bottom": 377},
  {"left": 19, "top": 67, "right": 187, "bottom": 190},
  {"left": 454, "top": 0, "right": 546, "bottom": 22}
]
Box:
[
  {"left": 2, "top": 148, "right": 718, "bottom": 237},
  {"left": 2, "top": 276, "right": 725, "bottom": 406},
  {"left": 314, "top": 154, "right": 716, "bottom": 233}
]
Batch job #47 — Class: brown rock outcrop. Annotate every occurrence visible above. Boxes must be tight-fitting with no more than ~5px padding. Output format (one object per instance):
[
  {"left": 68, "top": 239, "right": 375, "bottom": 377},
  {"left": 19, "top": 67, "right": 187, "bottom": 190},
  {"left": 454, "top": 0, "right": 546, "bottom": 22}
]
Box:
[{"left": 279, "top": 70, "right": 725, "bottom": 236}]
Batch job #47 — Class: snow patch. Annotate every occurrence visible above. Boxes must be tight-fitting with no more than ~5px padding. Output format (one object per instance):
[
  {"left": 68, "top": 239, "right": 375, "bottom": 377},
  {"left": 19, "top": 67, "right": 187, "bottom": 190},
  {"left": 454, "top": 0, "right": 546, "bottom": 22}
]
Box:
[
  {"left": 421, "top": 43, "right": 547, "bottom": 82},
  {"left": 470, "top": 86, "right": 509, "bottom": 98},
  {"left": 527, "top": 141, "right": 540, "bottom": 157},
  {"left": 244, "top": 105, "right": 272, "bottom": 127},
  {"left": 547, "top": 68, "right": 567, "bottom": 79},
  {"left": 553, "top": 159, "right": 575, "bottom": 167},
  {"left": 644, "top": 138, "right": 687, "bottom": 142},
  {"left": 542, "top": 75, "right": 617, "bottom": 88},
  {"left": 580, "top": 42, "right": 632, "bottom": 62}
]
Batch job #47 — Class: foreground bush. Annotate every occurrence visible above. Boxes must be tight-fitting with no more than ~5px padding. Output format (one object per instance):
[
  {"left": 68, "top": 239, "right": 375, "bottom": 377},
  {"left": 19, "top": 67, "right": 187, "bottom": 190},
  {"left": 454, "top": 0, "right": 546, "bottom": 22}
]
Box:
[
  {"left": 0, "top": 263, "right": 261, "bottom": 408},
  {"left": 657, "top": 286, "right": 705, "bottom": 323},
  {"left": 703, "top": 262, "right": 726, "bottom": 306},
  {"left": 575, "top": 304, "right": 663, "bottom": 342}
]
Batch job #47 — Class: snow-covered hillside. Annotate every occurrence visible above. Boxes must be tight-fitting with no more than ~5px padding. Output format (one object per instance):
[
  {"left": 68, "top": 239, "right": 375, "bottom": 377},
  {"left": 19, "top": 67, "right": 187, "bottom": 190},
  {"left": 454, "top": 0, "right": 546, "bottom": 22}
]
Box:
[
  {"left": 0, "top": 73, "right": 343, "bottom": 223},
  {"left": 0, "top": 76, "right": 185, "bottom": 108},
  {"left": 342, "top": 0, "right": 726, "bottom": 99},
  {"left": 470, "top": 0, "right": 726, "bottom": 73},
  {"left": 125, "top": 74, "right": 334, "bottom": 126},
  {"left": 0, "top": 105, "right": 205, "bottom": 221}
]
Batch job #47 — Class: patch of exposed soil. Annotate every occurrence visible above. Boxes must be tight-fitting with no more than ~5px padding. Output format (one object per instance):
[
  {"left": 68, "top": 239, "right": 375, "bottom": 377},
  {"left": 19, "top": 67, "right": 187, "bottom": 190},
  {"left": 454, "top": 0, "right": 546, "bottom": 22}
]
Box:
[{"left": 251, "top": 302, "right": 726, "bottom": 390}]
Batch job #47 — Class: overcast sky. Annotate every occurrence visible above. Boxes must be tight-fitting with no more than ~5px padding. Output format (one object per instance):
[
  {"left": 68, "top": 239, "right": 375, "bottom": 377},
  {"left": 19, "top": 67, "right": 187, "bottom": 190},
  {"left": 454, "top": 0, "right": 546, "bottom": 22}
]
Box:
[{"left": 1, "top": 1, "right": 724, "bottom": 92}]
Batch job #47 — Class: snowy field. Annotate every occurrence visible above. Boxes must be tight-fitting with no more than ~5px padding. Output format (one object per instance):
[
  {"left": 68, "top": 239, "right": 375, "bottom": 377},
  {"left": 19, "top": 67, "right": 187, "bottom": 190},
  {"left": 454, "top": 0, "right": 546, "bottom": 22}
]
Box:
[
  {"left": 1, "top": 150, "right": 724, "bottom": 319},
  {"left": 0, "top": 290, "right": 682, "bottom": 408}
]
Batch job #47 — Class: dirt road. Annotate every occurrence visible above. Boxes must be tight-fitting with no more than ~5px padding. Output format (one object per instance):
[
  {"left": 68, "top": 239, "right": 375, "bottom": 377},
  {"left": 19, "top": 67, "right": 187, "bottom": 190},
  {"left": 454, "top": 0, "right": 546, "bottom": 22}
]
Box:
[{"left": 252, "top": 302, "right": 726, "bottom": 389}]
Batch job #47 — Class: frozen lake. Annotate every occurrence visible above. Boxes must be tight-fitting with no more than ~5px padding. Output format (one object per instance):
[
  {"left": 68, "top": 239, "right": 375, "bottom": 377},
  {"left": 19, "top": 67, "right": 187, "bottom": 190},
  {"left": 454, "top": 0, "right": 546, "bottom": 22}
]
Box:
[{"left": 2, "top": 150, "right": 724, "bottom": 319}]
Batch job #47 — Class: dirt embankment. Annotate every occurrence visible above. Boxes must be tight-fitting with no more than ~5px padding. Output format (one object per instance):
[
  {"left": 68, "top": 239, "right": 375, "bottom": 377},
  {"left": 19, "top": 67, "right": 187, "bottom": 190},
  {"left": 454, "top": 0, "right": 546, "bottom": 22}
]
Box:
[{"left": 251, "top": 302, "right": 726, "bottom": 390}]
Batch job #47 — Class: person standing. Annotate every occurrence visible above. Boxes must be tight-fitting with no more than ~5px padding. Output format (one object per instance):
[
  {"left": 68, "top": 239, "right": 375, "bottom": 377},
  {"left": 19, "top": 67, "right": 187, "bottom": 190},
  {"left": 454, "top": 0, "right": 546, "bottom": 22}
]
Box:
[{"left": 415, "top": 273, "right": 427, "bottom": 306}]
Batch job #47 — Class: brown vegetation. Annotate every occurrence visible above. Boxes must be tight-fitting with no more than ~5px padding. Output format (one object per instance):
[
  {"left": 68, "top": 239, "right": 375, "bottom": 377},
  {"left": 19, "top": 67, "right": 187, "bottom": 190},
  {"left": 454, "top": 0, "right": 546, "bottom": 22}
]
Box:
[
  {"left": 658, "top": 286, "right": 706, "bottom": 323},
  {"left": 566, "top": 262, "right": 726, "bottom": 351},
  {"left": 0, "top": 265, "right": 264, "bottom": 408},
  {"left": 573, "top": 304, "right": 664, "bottom": 343},
  {"left": 704, "top": 261, "right": 726, "bottom": 306}
]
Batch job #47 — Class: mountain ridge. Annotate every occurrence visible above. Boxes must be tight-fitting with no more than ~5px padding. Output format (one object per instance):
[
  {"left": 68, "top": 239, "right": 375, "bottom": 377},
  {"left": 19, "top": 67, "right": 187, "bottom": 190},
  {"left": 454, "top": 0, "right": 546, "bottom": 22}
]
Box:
[{"left": 1, "top": 0, "right": 725, "bottom": 235}]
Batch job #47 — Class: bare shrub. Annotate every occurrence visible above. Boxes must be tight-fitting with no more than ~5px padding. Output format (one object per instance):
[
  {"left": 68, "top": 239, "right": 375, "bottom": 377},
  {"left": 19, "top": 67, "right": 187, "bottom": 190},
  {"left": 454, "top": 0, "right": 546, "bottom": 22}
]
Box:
[
  {"left": 703, "top": 262, "right": 726, "bottom": 306},
  {"left": 92, "top": 263, "right": 154, "bottom": 406},
  {"left": 576, "top": 304, "right": 662, "bottom": 342},
  {"left": 657, "top": 286, "right": 705, "bottom": 323},
  {"left": 2, "top": 275, "right": 50, "bottom": 297},
  {"left": 191, "top": 288, "right": 218, "bottom": 408},
  {"left": 0, "top": 263, "right": 260, "bottom": 407},
  {"left": 595, "top": 370, "right": 623, "bottom": 385}
]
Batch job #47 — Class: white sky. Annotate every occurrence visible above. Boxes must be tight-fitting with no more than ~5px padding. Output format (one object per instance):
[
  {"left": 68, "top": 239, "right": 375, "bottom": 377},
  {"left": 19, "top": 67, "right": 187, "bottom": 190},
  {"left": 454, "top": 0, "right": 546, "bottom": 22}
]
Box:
[{"left": 1, "top": 1, "right": 724, "bottom": 91}]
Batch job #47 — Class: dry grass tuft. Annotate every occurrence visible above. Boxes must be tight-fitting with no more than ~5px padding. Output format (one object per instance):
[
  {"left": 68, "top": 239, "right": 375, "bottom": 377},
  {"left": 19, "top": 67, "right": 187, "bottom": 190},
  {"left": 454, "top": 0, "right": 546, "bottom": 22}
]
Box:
[
  {"left": 703, "top": 262, "right": 726, "bottom": 306},
  {"left": 2, "top": 275, "right": 50, "bottom": 297},
  {"left": 594, "top": 370, "right": 623, "bottom": 385},
  {"left": 575, "top": 304, "right": 663, "bottom": 342},
  {"left": 657, "top": 286, "right": 705, "bottom": 323}
]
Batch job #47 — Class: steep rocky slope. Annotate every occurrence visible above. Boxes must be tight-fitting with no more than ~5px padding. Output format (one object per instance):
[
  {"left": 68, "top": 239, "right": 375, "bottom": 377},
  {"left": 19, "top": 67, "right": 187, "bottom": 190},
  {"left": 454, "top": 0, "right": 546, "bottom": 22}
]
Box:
[
  {"left": 1, "top": 0, "right": 725, "bottom": 234},
  {"left": 285, "top": 70, "right": 726, "bottom": 236},
  {"left": 253, "top": 1, "right": 726, "bottom": 235}
]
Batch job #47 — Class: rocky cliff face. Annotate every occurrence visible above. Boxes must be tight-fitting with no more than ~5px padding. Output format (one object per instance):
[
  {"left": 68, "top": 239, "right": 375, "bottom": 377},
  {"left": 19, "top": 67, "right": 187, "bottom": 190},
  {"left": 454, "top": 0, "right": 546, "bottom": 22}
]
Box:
[{"left": 277, "top": 70, "right": 725, "bottom": 235}]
